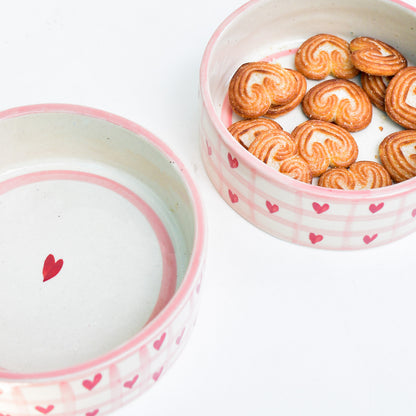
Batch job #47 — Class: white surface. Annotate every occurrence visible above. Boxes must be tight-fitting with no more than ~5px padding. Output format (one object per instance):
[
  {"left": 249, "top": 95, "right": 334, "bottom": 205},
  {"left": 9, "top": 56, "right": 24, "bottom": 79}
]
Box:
[{"left": 1, "top": 0, "right": 416, "bottom": 415}]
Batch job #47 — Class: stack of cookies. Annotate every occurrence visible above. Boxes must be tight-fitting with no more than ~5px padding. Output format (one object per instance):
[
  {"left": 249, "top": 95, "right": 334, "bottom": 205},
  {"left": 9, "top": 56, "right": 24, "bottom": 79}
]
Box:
[{"left": 227, "top": 33, "right": 416, "bottom": 190}]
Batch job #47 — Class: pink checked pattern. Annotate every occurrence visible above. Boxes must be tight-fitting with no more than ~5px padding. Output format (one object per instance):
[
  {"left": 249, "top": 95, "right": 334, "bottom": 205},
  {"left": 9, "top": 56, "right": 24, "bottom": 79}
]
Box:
[
  {"left": 200, "top": 110, "right": 416, "bottom": 250},
  {"left": 0, "top": 271, "right": 203, "bottom": 416}
]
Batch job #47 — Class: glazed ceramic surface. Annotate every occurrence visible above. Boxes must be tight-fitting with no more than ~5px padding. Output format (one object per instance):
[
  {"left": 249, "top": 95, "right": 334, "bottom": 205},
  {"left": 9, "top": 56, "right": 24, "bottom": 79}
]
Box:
[
  {"left": 200, "top": 0, "right": 416, "bottom": 250},
  {"left": 0, "top": 104, "right": 205, "bottom": 415}
]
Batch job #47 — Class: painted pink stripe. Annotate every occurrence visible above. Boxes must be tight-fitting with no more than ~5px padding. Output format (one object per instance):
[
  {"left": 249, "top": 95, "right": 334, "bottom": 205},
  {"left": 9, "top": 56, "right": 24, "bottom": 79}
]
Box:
[
  {"left": 207, "top": 142, "right": 416, "bottom": 222},
  {"left": 60, "top": 382, "right": 76, "bottom": 416},
  {"left": 12, "top": 386, "right": 29, "bottom": 414},
  {"left": 109, "top": 364, "right": 122, "bottom": 412},
  {"left": 391, "top": 0, "right": 416, "bottom": 11},
  {"left": 264, "top": 48, "right": 298, "bottom": 61}
]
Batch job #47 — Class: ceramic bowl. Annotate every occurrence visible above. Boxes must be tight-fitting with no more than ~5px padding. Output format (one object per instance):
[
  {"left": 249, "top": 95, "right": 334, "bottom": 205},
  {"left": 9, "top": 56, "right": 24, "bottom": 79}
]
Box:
[
  {"left": 200, "top": 0, "right": 416, "bottom": 250},
  {"left": 0, "top": 104, "right": 205, "bottom": 415}
]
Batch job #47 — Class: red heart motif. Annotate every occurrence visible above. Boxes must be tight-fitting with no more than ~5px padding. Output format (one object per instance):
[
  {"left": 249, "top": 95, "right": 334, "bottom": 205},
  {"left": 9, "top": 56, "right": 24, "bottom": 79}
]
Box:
[
  {"left": 0, "top": 413, "right": 11, "bottom": 416},
  {"left": 227, "top": 152, "right": 239, "bottom": 168},
  {"left": 42, "top": 254, "right": 63, "bottom": 282},
  {"left": 153, "top": 332, "right": 166, "bottom": 350},
  {"left": 363, "top": 234, "right": 378, "bottom": 244},
  {"left": 86, "top": 410, "right": 99, "bottom": 416},
  {"left": 266, "top": 201, "right": 279, "bottom": 213},
  {"left": 206, "top": 140, "right": 212, "bottom": 156},
  {"left": 309, "top": 232, "right": 323, "bottom": 244},
  {"left": 369, "top": 203, "right": 384, "bottom": 213},
  {"left": 123, "top": 374, "right": 139, "bottom": 389},
  {"left": 412, "top": 209, "right": 416, "bottom": 218},
  {"left": 176, "top": 328, "right": 186, "bottom": 345},
  {"left": 228, "top": 189, "right": 239, "bottom": 204},
  {"left": 35, "top": 405, "right": 54, "bottom": 415},
  {"left": 152, "top": 367, "right": 163, "bottom": 382},
  {"left": 312, "top": 202, "right": 329, "bottom": 214},
  {"left": 82, "top": 373, "right": 102, "bottom": 391}
]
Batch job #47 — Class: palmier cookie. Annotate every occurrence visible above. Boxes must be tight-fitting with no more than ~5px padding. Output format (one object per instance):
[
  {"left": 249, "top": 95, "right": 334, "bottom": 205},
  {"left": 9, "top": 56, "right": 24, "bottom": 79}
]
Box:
[
  {"left": 264, "top": 69, "right": 307, "bottom": 118},
  {"left": 379, "top": 130, "right": 416, "bottom": 182},
  {"left": 291, "top": 120, "right": 358, "bottom": 177},
  {"left": 318, "top": 161, "right": 392, "bottom": 190},
  {"left": 302, "top": 79, "right": 372, "bottom": 132},
  {"left": 350, "top": 37, "right": 407, "bottom": 76},
  {"left": 228, "top": 62, "right": 299, "bottom": 119},
  {"left": 360, "top": 73, "right": 391, "bottom": 111},
  {"left": 295, "top": 34, "right": 359, "bottom": 80},
  {"left": 385, "top": 66, "right": 416, "bottom": 130},
  {"left": 228, "top": 118, "right": 283, "bottom": 149},
  {"left": 248, "top": 129, "right": 312, "bottom": 183}
]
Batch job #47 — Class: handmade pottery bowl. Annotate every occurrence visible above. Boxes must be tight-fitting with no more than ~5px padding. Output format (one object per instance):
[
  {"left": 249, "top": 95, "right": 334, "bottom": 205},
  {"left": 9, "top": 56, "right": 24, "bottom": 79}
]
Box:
[
  {"left": 0, "top": 104, "right": 205, "bottom": 415},
  {"left": 200, "top": 0, "right": 416, "bottom": 250}
]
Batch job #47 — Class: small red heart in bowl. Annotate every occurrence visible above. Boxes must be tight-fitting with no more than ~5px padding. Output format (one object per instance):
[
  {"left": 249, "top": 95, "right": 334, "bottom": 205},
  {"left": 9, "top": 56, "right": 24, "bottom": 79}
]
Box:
[{"left": 42, "top": 254, "right": 63, "bottom": 282}]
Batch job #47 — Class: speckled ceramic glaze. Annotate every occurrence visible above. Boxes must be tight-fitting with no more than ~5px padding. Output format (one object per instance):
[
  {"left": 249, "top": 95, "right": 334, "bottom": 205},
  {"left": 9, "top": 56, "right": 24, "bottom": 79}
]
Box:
[{"left": 200, "top": 0, "right": 416, "bottom": 250}]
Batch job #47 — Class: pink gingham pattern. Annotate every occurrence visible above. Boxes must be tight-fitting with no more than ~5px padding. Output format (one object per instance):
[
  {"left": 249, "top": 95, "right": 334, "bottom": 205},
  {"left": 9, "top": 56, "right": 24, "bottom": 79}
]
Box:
[{"left": 200, "top": 110, "right": 416, "bottom": 250}]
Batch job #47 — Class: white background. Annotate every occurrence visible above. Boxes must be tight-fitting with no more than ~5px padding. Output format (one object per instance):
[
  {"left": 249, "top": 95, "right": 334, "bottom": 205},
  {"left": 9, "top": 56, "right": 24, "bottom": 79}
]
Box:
[{"left": 2, "top": 0, "right": 416, "bottom": 415}]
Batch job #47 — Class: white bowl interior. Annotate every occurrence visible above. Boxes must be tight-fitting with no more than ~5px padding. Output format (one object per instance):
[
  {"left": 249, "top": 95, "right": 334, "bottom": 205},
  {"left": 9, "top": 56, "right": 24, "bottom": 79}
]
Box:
[{"left": 0, "top": 111, "right": 196, "bottom": 373}]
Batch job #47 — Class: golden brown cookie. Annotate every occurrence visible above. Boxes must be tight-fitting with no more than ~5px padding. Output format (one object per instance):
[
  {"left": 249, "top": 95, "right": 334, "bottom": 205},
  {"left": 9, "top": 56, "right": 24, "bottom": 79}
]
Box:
[
  {"left": 248, "top": 129, "right": 312, "bottom": 183},
  {"left": 264, "top": 69, "right": 307, "bottom": 118},
  {"left": 295, "top": 34, "right": 359, "bottom": 80},
  {"left": 360, "top": 73, "right": 391, "bottom": 111},
  {"left": 291, "top": 120, "right": 358, "bottom": 177},
  {"left": 228, "top": 118, "right": 283, "bottom": 149},
  {"left": 301, "top": 79, "right": 372, "bottom": 131},
  {"left": 318, "top": 161, "right": 392, "bottom": 190},
  {"left": 350, "top": 36, "right": 407, "bottom": 76},
  {"left": 385, "top": 66, "right": 416, "bottom": 130},
  {"left": 228, "top": 62, "right": 299, "bottom": 119},
  {"left": 379, "top": 129, "right": 416, "bottom": 182}
]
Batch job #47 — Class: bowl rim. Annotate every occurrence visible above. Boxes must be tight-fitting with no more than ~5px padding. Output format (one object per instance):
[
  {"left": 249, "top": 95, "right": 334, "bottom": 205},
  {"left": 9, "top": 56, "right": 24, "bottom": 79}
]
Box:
[
  {"left": 0, "top": 103, "right": 206, "bottom": 381},
  {"left": 200, "top": 0, "right": 416, "bottom": 201}
]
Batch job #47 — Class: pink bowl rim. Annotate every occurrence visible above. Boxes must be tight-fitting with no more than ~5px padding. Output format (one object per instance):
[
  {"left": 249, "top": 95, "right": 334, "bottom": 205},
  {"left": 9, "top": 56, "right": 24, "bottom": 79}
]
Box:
[
  {"left": 0, "top": 103, "right": 206, "bottom": 381},
  {"left": 200, "top": 0, "right": 416, "bottom": 201}
]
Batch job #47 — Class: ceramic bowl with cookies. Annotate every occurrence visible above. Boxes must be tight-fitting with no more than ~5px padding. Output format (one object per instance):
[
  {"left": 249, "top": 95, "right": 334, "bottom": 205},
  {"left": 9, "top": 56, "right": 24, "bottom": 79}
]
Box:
[{"left": 200, "top": 0, "right": 416, "bottom": 250}]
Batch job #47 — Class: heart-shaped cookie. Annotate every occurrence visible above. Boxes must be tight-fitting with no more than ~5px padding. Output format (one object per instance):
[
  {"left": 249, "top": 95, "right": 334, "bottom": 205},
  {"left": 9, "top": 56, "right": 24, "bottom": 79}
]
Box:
[
  {"left": 295, "top": 33, "right": 359, "bottom": 80},
  {"left": 228, "top": 118, "right": 282, "bottom": 149},
  {"left": 264, "top": 68, "right": 307, "bottom": 117},
  {"left": 301, "top": 79, "right": 372, "bottom": 131},
  {"left": 350, "top": 36, "right": 407, "bottom": 76},
  {"left": 248, "top": 129, "right": 312, "bottom": 183},
  {"left": 385, "top": 66, "right": 416, "bottom": 130},
  {"left": 291, "top": 120, "right": 358, "bottom": 177},
  {"left": 228, "top": 61, "right": 299, "bottom": 118},
  {"left": 318, "top": 161, "right": 392, "bottom": 189},
  {"left": 379, "top": 129, "right": 416, "bottom": 182}
]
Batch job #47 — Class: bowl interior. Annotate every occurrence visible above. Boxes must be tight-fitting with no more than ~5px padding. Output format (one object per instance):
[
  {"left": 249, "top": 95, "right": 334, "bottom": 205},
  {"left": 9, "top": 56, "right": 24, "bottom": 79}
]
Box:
[
  {"left": 205, "top": 0, "right": 416, "bottom": 182},
  {"left": 0, "top": 109, "right": 196, "bottom": 374}
]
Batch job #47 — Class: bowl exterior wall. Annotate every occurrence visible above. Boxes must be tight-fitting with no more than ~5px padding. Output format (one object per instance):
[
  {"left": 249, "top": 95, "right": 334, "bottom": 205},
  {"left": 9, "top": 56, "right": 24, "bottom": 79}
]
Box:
[
  {"left": 201, "top": 106, "right": 416, "bottom": 250},
  {"left": 0, "top": 267, "right": 203, "bottom": 415}
]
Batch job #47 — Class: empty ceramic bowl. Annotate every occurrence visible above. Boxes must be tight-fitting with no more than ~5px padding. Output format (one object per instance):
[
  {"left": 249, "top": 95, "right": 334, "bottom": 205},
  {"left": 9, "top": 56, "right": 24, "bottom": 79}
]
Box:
[
  {"left": 0, "top": 104, "right": 205, "bottom": 415},
  {"left": 200, "top": 0, "right": 416, "bottom": 250}
]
